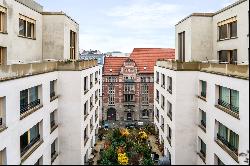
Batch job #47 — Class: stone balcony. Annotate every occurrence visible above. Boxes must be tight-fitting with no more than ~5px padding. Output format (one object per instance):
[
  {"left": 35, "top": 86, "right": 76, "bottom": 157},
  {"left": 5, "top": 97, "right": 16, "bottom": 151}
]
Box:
[
  {"left": 156, "top": 60, "right": 249, "bottom": 80},
  {"left": 0, "top": 60, "right": 98, "bottom": 82}
]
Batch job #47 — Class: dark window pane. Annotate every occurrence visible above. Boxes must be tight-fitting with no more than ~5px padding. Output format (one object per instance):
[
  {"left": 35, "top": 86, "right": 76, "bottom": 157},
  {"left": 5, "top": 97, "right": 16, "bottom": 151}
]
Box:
[
  {"left": 219, "top": 51, "right": 229, "bottom": 63},
  {"left": 20, "top": 131, "right": 29, "bottom": 153},
  {"left": 230, "top": 21, "right": 237, "bottom": 38},
  {"left": 19, "top": 19, "right": 26, "bottom": 36},
  {"left": 27, "top": 22, "right": 32, "bottom": 38},
  {"left": 219, "top": 24, "right": 228, "bottom": 40}
]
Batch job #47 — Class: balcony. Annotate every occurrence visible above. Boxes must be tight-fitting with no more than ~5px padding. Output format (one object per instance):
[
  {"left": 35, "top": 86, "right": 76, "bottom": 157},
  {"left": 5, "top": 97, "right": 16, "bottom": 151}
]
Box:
[
  {"left": 20, "top": 99, "right": 42, "bottom": 120},
  {"left": 124, "top": 90, "right": 135, "bottom": 95},
  {"left": 21, "top": 135, "right": 43, "bottom": 163},
  {"left": 124, "top": 101, "right": 135, "bottom": 106},
  {"left": 216, "top": 134, "right": 238, "bottom": 162},
  {"left": 216, "top": 99, "right": 239, "bottom": 119}
]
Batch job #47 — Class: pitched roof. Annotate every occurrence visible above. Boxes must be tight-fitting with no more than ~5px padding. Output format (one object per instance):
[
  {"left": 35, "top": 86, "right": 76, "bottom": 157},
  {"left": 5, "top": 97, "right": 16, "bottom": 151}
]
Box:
[
  {"left": 103, "top": 48, "right": 175, "bottom": 75},
  {"left": 103, "top": 57, "right": 128, "bottom": 75},
  {"left": 130, "top": 48, "right": 175, "bottom": 74}
]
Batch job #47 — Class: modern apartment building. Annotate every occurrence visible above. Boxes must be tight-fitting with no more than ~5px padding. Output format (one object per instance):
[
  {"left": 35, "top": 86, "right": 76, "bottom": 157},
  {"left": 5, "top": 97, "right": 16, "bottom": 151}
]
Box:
[
  {"left": 0, "top": 0, "right": 101, "bottom": 165},
  {"left": 103, "top": 48, "right": 175, "bottom": 123},
  {"left": 154, "top": 0, "right": 249, "bottom": 165}
]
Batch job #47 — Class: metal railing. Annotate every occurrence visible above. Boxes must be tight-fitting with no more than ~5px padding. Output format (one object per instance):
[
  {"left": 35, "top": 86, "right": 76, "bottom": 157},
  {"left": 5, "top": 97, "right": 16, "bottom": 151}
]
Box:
[
  {"left": 21, "top": 135, "right": 40, "bottom": 157},
  {"left": 217, "top": 134, "right": 238, "bottom": 155},
  {"left": 20, "top": 99, "right": 41, "bottom": 115},
  {"left": 218, "top": 99, "right": 239, "bottom": 113}
]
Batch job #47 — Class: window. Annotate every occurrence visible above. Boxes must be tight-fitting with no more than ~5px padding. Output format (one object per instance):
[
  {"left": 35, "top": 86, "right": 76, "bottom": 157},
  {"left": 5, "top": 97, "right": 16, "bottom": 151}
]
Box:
[
  {"left": 124, "top": 94, "right": 134, "bottom": 102},
  {"left": 70, "top": 30, "right": 76, "bottom": 60},
  {"left": 108, "top": 77, "right": 116, "bottom": 83},
  {"left": 50, "top": 80, "right": 57, "bottom": 101},
  {"left": 20, "top": 86, "right": 41, "bottom": 116},
  {"left": 178, "top": 31, "right": 185, "bottom": 62},
  {"left": 34, "top": 156, "right": 43, "bottom": 165},
  {"left": 156, "top": 72, "right": 159, "bottom": 83},
  {"left": 167, "top": 101, "right": 172, "bottom": 120},
  {"left": 199, "top": 109, "right": 206, "bottom": 131},
  {"left": 161, "top": 74, "right": 165, "bottom": 88},
  {"left": 19, "top": 15, "right": 35, "bottom": 39},
  {"left": 84, "top": 101, "right": 88, "bottom": 118},
  {"left": 218, "top": 17, "right": 237, "bottom": 40},
  {"left": 51, "top": 139, "right": 58, "bottom": 164},
  {"left": 95, "top": 71, "right": 98, "bottom": 84},
  {"left": 200, "top": 80, "right": 207, "bottom": 99},
  {"left": 219, "top": 50, "right": 237, "bottom": 64},
  {"left": 90, "top": 74, "right": 93, "bottom": 88},
  {"left": 141, "top": 84, "right": 149, "bottom": 105},
  {"left": 84, "top": 76, "right": 88, "bottom": 93},
  {"left": 0, "top": 149, "right": 6, "bottom": 165},
  {"left": 84, "top": 127, "right": 88, "bottom": 145},
  {"left": 50, "top": 110, "right": 57, "bottom": 132},
  {"left": 90, "top": 95, "right": 94, "bottom": 109},
  {"left": 167, "top": 149, "right": 171, "bottom": 165},
  {"left": 20, "top": 123, "right": 40, "bottom": 157},
  {"left": 109, "top": 85, "right": 115, "bottom": 105},
  {"left": 142, "top": 110, "right": 149, "bottom": 118},
  {"left": 217, "top": 122, "right": 239, "bottom": 155},
  {"left": 156, "top": 108, "right": 159, "bottom": 119},
  {"left": 161, "top": 95, "right": 165, "bottom": 109},
  {"left": 0, "top": 97, "right": 5, "bottom": 128},
  {"left": 95, "top": 90, "right": 98, "bottom": 103},
  {"left": 199, "top": 138, "right": 206, "bottom": 162},
  {"left": 0, "top": 6, "right": 7, "bottom": 33},
  {"left": 156, "top": 90, "right": 159, "bottom": 102},
  {"left": 125, "top": 84, "right": 135, "bottom": 93},
  {"left": 215, "top": 155, "right": 225, "bottom": 165},
  {"left": 0, "top": 47, "right": 6, "bottom": 66},
  {"left": 218, "top": 86, "right": 239, "bottom": 114},
  {"left": 167, "top": 77, "right": 172, "bottom": 94},
  {"left": 167, "top": 125, "right": 172, "bottom": 145}
]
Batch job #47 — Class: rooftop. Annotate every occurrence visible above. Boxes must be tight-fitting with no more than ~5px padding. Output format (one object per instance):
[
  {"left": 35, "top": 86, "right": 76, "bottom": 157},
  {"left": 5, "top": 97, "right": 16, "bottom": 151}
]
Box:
[
  {"left": 156, "top": 60, "right": 249, "bottom": 80},
  {"left": 0, "top": 60, "right": 98, "bottom": 82},
  {"left": 103, "top": 48, "right": 175, "bottom": 75}
]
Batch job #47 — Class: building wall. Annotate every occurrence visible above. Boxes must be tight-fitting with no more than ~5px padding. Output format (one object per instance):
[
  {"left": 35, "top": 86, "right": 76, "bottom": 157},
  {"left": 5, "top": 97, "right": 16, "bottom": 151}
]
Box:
[
  {"left": 212, "top": 0, "right": 249, "bottom": 63},
  {"left": 42, "top": 14, "right": 79, "bottom": 60},
  {"left": 0, "top": 71, "right": 59, "bottom": 165},
  {"left": 0, "top": 0, "right": 43, "bottom": 64}
]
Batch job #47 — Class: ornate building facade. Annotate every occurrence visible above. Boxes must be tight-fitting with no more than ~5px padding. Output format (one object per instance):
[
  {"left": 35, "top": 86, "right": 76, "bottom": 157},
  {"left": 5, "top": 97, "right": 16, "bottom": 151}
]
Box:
[{"left": 102, "top": 48, "right": 175, "bottom": 124}]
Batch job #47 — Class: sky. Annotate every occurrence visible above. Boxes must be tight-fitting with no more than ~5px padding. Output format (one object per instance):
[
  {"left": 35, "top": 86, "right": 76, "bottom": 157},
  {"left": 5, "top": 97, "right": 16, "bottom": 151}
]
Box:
[{"left": 36, "top": 0, "right": 237, "bottom": 53}]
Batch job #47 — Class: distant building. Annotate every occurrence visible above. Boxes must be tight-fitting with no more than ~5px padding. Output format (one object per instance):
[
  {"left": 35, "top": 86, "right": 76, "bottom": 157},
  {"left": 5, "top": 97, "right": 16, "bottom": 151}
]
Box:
[
  {"left": 106, "top": 51, "right": 131, "bottom": 57},
  {"left": 154, "top": 0, "right": 249, "bottom": 165},
  {"left": 102, "top": 48, "right": 175, "bottom": 124}
]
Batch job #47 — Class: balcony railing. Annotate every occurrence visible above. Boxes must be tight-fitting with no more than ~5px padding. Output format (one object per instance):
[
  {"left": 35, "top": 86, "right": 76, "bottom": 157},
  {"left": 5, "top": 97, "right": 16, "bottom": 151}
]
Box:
[
  {"left": 218, "top": 99, "right": 239, "bottom": 114},
  {"left": 21, "top": 135, "right": 40, "bottom": 157},
  {"left": 217, "top": 134, "right": 238, "bottom": 155},
  {"left": 20, "top": 99, "right": 41, "bottom": 115}
]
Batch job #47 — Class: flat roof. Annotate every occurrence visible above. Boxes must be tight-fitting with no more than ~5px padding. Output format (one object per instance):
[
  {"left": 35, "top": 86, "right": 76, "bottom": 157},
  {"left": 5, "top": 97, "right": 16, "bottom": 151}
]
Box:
[{"left": 42, "top": 12, "right": 79, "bottom": 25}]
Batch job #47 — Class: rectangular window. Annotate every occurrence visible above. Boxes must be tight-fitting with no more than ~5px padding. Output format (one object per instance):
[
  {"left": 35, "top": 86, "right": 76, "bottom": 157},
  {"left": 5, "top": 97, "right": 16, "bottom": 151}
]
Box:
[
  {"left": 156, "top": 72, "right": 159, "bottom": 84},
  {"left": 230, "top": 21, "right": 237, "bottom": 38},
  {"left": 219, "top": 24, "right": 228, "bottom": 40},
  {"left": 141, "top": 84, "right": 149, "bottom": 105},
  {"left": 84, "top": 101, "right": 88, "bottom": 117},
  {"left": 217, "top": 122, "right": 239, "bottom": 155},
  {"left": 34, "top": 156, "right": 43, "bottom": 165},
  {"left": 167, "top": 101, "right": 172, "bottom": 120},
  {"left": 161, "top": 95, "right": 165, "bottom": 109},
  {"left": 199, "top": 109, "right": 206, "bottom": 130},
  {"left": 50, "top": 110, "right": 57, "bottom": 132},
  {"left": 0, "top": 97, "right": 5, "bottom": 127},
  {"left": 0, "top": 149, "right": 6, "bottom": 165},
  {"left": 0, "top": 47, "right": 4, "bottom": 65},
  {"left": 178, "top": 31, "right": 185, "bottom": 62},
  {"left": 161, "top": 74, "right": 165, "bottom": 88},
  {"left": 167, "top": 77, "right": 172, "bottom": 94},
  {"left": 51, "top": 139, "right": 58, "bottom": 164},
  {"left": 90, "top": 74, "right": 93, "bottom": 88},
  {"left": 200, "top": 80, "right": 207, "bottom": 99},
  {"left": 0, "top": 6, "right": 7, "bottom": 33},
  {"left": 219, "top": 50, "right": 237, "bottom": 64},
  {"left": 218, "top": 17, "right": 237, "bottom": 40},
  {"left": 199, "top": 138, "right": 206, "bottom": 159},
  {"left": 19, "top": 15, "right": 36, "bottom": 39},
  {"left": 50, "top": 80, "right": 57, "bottom": 100},
  {"left": 20, "top": 123, "right": 40, "bottom": 156},
  {"left": 70, "top": 30, "right": 76, "bottom": 60},
  {"left": 20, "top": 86, "right": 41, "bottom": 116},
  {"left": 84, "top": 127, "right": 88, "bottom": 145},
  {"left": 156, "top": 90, "right": 159, "bottom": 102},
  {"left": 109, "top": 85, "right": 115, "bottom": 105},
  {"left": 215, "top": 155, "right": 225, "bottom": 165},
  {"left": 84, "top": 76, "right": 88, "bottom": 93},
  {"left": 167, "top": 125, "right": 172, "bottom": 145},
  {"left": 218, "top": 86, "right": 239, "bottom": 114}
]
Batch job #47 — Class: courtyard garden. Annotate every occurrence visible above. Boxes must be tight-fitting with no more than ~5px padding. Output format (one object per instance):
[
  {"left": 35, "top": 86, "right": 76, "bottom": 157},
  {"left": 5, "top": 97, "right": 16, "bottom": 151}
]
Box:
[{"left": 94, "top": 125, "right": 165, "bottom": 165}]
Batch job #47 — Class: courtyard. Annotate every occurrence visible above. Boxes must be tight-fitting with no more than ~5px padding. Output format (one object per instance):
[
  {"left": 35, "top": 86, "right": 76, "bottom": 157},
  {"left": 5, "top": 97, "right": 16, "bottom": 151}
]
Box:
[{"left": 88, "top": 124, "right": 170, "bottom": 165}]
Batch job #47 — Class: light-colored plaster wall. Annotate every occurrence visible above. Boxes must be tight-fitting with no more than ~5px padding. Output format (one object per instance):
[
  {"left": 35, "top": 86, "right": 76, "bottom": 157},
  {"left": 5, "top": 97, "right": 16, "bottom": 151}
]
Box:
[{"left": 0, "top": 0, "right": 43, "bottom": 64}]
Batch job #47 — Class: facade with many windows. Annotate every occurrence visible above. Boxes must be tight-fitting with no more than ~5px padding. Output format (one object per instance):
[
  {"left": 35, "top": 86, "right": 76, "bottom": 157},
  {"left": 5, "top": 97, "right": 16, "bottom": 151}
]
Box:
[
  {"left": 0, "top": 0, "right": 101, "bottom": 165},
  {"left": 102, "top": 48, "right": 175, "bottom": 124},
  {"left": 154, "top": 0, "right": 249, "bottom": 165}
]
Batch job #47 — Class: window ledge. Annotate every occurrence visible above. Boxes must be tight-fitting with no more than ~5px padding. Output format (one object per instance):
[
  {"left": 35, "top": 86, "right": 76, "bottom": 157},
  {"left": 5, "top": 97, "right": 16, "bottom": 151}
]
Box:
[
  {"left": 198, "top": 124, "right": 206, "bottom": 133},
  {"left": 217, "top": 37, "right": 238, "bottom": 42},
  {"left": 0, "top": 31, "right": 8, "bottom": 35},
  {"left": 21, "top": 139, "right": 44, "bottom": 164},
  {"left": 51, "top": 153, "right": 59, "bottom": 164},
  {"left": 197, "top": 152, "right": 206, "bottom": 164},
  {"left": 215, "top": 139, "right": 239, "bottom": 163},
  {"left": 197, "top": 95, "right": 207, "bottom": 102},
  {"left": 20, "top": 105, "right": 43, "bottom": 120},
  {"left": 18, "top": 35, "right": 36, "bottom": 40},
  {"left": 50, "top": 125, "right": 59, "bottom": 134},
  {"left": 215, "top": 105, "right": 240, "bottom": 120},
  {"left": 50, "top": 95, "right": 59, "bottom": 102},
  {"left": 0, "top": 126, "right": 8, "bottom": 133}
]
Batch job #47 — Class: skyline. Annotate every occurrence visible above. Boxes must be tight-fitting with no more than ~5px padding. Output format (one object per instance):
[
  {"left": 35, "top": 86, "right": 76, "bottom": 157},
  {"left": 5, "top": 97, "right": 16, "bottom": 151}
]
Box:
[{"left": 36, "top": 0, "right": 237, "bottom": 53}]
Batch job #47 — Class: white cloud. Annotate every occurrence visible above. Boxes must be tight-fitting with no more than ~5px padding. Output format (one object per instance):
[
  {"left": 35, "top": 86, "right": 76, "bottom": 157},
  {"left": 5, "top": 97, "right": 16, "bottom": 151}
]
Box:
[{"left": 106, "top": 1, "right": 185, "bottom": 30}]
